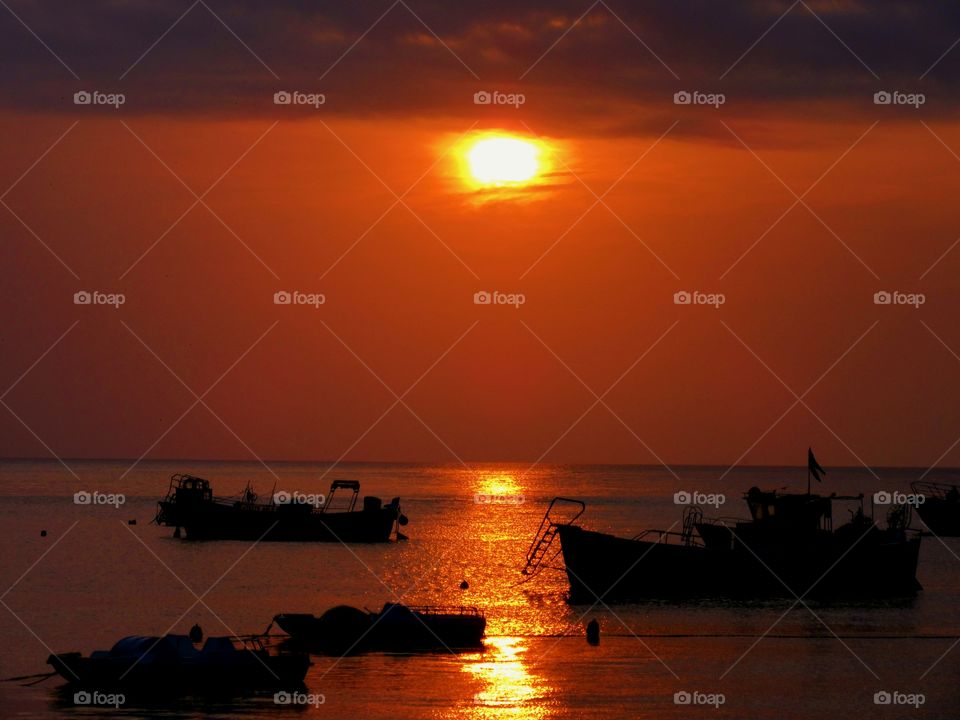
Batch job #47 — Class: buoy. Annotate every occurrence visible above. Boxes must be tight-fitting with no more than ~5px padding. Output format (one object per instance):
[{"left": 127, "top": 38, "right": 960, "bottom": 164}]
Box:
[
  {"left": 40, "top": 530, "right": 47, "bottom": 537},
  {"left": 460, "top": 580, "right": 469, "bottom": 590},
  {"left": 586, "top": 619, "right": 600, "bottom": 645}
]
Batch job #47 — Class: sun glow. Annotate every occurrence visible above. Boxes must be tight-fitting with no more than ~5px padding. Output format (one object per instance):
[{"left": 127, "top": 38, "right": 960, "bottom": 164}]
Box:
[{"left": 465, "top": 135, "right": 542, "bottom": 186}]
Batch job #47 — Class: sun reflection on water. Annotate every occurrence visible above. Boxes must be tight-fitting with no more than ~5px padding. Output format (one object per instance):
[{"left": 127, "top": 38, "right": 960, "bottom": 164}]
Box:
[
  {"left": 464, "top": 636, "right": 550, "bottom": 719},
  {"left": 477, "top": 472, "right": 521, "bottom": 496}
]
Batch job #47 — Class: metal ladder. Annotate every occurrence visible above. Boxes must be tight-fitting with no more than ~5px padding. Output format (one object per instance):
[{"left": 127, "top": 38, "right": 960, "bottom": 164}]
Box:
[{"left": 521, "top": 497, "right": 585, "bottom": 577}]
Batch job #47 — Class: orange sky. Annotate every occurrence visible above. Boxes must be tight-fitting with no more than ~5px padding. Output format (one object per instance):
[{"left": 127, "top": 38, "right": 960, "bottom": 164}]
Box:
[{"left": 2, "top": 2, "right": 960, "bottom": 468}]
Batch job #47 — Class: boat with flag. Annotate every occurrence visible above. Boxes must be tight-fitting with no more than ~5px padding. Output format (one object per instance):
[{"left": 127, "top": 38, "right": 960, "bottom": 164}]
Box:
[
  {"left": 155, "top": 475, "right": 407, "bottom": 542},
  {"left": 522, "top": 451, "right": 922, "bottom": 602}
]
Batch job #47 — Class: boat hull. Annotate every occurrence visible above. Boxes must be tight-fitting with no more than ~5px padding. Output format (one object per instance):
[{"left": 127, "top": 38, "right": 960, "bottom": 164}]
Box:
[
  {"left": 47, "top": 651, "right": 309, "bottom": 690},
  {"left": 275, "top": 606, "right": 486, "bottom": 654},
  {"left": 556, "top": 524, "right": 922, "bottom": 602},
  {"left": 158, "top": 500, "right": 398, "bottom": 542},
  {"left": 915, "top": 499, "right": 960, "bottom": 536}
]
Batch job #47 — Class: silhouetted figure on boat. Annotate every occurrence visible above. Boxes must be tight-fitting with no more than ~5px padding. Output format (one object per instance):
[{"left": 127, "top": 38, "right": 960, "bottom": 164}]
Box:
[{"left": 189, "top": 624, "right": 203, "bottom": 644}]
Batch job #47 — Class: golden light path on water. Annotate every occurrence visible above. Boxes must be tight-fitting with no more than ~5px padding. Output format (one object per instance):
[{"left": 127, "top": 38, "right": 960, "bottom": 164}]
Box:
[{"left": 463, "top": 636, "right": 551, "bottom": 720}]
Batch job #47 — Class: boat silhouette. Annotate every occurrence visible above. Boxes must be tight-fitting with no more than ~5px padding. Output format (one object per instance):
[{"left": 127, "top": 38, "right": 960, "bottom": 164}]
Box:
[
  {"left": 273, "top": 603, "right": 486, "bottom": 655},
  {"left": 524, "top": 488, "right": 922, "bottom": 602},
  {"left": 47, "top": 634, "right": 309, "bottom": 691},
  {"left": 155, "top": 474, "right": 407, "bottom": 542},
  {"left": 912, "top": 480, "right": 960, "bottom": 536}
]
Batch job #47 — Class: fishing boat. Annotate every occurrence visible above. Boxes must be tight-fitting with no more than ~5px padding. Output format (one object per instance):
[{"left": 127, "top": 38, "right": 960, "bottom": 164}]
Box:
[
  {"left": 155, "top": 475, "right": 407, "bottom": 542},
  {"left": 47, "top": 634, "right": 309, "bottom": 690},
  {"left": 911, "top": 480, "right": 960, "bottom": 536},
  {"left": 523, "top": 488, "right": 922, "bottom": 602},
  {"left": 273, "top": 603, "right": 486, "bottom": 655}
]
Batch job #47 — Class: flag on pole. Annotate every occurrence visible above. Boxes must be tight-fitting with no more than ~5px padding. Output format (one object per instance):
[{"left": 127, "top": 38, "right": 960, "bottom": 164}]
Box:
[{"left": 808, "top": 447, "right": 826, "bottom": 483}]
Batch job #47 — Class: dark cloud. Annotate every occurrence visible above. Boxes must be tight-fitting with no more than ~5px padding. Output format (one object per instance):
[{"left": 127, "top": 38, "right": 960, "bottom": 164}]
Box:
[{"left": 1, "top": 0, "right": 957, "bottom": 134}]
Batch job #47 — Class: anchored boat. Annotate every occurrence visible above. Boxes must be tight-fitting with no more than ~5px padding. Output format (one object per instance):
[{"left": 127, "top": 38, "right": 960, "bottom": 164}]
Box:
[
  {"left": 47, "top": 634, "right": 309, "bottom": 691},
  {"left": 156, "top": 475, "right": 407, "bottom": 542},
  {"left": 912, "top": 480, "right": 960, "bottom": 536},
  {"left": 273, "top": 603, "right": 486, "bottom": 655},
  {"left": 523, "top": 489, "right": 922, "bottom": 602}
]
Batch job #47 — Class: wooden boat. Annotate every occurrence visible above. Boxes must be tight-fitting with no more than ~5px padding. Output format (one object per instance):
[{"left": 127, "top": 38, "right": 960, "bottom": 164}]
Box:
[
  {"left": 47, "top": 634, "right": 309, "bottom": 690},
  {"left": 273, "top": 603, "right": 486, "bottom": 655},
  {"left": 155, "top": 475, "right": 407, "bottom": 542},
  {"left": 523, "top": 488, "right": 922, "bottom": 602},
  {"left": 912, "top": 480, "right": 960, "bottom": 536}
]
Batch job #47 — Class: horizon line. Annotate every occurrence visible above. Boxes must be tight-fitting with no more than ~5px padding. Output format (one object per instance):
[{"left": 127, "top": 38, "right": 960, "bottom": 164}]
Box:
[{"left": 0, "top": 456, "right": 956, "bottom": 473}]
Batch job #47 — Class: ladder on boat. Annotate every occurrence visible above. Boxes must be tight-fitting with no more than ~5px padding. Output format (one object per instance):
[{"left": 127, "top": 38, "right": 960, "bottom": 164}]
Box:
[{"left": 521, "top": 497, "right": 585, "bottom": 577}]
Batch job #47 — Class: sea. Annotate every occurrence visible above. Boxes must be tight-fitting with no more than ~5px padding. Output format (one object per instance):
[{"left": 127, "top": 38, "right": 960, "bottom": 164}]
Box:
[{"left": 2, "top": 459, "right": 960, "bottom": 719}]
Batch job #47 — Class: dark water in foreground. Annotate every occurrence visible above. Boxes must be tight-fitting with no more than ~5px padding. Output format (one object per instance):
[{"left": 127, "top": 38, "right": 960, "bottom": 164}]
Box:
[{"left": 2, "top": 460, "right": 960, "bottom": 719}]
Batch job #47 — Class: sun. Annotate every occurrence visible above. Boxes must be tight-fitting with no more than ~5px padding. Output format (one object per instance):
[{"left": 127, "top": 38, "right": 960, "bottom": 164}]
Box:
[{"left": 465, "top": 135, "right": 541, "bottom": 186}]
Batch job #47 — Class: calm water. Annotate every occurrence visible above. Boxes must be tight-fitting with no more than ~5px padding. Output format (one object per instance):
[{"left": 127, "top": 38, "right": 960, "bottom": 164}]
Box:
[{"left": 2, "top": 460, "right": 960, "bottom": 719}]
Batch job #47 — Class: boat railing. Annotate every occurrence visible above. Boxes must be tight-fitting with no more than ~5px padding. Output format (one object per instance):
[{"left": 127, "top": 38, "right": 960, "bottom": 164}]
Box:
[
  {"left": 911, "top": 480, "right": 960, "bottom": 501},
  {"left": 521, "top": 497, "right": 586, "bottom": 578},
  {"left": 631, "top": 528, "right": 704, "bottom": 546}
]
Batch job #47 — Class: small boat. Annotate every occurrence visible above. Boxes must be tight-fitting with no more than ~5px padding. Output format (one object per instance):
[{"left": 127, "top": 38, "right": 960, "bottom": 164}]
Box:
[
  {"left": 47, "top": 634, "right": 309, "bottom": 690},
  {"left": 273, "top": 603, "right": 486, "bottom": 655},
  {"left": 912, "top": 480, "right": 960, "bottom": 536},
  {"left": 523, "top": 488, "right": 922, "bottom": 602},
  {"left": 155, "top": 475, "right": 407, "bottom": 542}
]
